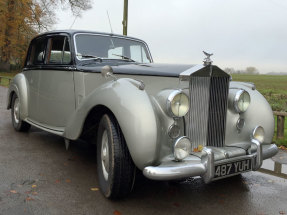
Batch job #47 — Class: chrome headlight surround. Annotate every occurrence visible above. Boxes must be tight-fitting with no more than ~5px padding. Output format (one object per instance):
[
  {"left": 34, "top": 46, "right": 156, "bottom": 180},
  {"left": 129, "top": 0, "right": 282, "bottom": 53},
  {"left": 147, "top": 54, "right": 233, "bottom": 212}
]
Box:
[
  {"left": 234, "top": 90, "right": 251, "bottom": 113},
  {"left": 252, "top": 126, "right": 265, "bottom": 143},
  {"left": 167, "top": 90, "right": 190, "bottom": 118},
  {"left": 168, "top": 124, "right": 181, "bottom": 139}
]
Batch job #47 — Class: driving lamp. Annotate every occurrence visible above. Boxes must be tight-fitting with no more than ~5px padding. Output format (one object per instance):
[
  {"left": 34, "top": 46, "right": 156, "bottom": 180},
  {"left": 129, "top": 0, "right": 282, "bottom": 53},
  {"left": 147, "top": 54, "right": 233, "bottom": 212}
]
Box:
[
  {"left": 167, "top": 91, "right": 190, "bottom": 117},
  {"left": 168, "top": 124, "right": 181, "bottom": 139},
  {"left": 174, "top": 136, "right": 192, "bottom": 161},
  {"left": 252, "top": 126, "right": 265, "bottom": 143},
  {"left": 234, "top": 90, "right": 250, "bottom": 113}
]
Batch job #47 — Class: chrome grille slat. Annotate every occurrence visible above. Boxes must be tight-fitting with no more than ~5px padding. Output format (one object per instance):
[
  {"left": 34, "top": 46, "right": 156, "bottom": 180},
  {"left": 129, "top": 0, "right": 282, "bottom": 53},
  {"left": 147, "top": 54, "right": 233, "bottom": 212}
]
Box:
[
  {"left": 187, "top": 68, "right": 230, "bottom": 150},
  {"left": 207, "top": 77, "right": 230, "bottom": 147},
  {"left": 188, "top": 77, "right": 211, "bottom": 149}
]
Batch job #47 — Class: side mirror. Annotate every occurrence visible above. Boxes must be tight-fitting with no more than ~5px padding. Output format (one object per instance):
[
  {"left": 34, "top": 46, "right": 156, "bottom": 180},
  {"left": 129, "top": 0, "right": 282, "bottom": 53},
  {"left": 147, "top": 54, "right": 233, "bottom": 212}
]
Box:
[{"left": 101, "top": 65, "right": 117, "bottom": 81}]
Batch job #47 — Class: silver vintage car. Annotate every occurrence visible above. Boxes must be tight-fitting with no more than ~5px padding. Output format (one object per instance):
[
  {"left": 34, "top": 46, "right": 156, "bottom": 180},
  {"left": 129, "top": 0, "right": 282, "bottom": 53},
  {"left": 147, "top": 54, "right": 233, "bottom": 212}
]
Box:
[{"left": 7, "top": 30, "right": 278, "bottom": 199}]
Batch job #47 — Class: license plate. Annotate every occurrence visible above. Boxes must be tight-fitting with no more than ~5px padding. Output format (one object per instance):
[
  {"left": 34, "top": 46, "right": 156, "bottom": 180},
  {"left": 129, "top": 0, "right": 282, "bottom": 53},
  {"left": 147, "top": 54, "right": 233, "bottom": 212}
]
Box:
[{"left": 214, "top": 159, "right": 252, "bottom": 179}]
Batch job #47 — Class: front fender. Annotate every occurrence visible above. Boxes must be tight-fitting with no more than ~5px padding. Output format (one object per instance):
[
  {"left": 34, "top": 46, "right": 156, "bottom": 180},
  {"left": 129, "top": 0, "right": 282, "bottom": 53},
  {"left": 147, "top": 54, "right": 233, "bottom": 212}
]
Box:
[
  {"left": 7, "top": 73, "right": 29, "bottom": 120},
  {"left": 225, "top": 82, "right": 274, "bottom": 148},
  {"left": 64, "top": 78, "right": 158, "bottom": 169}
]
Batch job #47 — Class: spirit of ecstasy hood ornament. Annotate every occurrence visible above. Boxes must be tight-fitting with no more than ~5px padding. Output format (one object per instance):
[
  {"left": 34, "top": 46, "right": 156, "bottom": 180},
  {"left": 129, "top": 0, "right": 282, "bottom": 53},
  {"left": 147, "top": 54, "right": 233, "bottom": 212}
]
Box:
[{"left": 203, "top": 51, "right": 213, "bottom": 66}]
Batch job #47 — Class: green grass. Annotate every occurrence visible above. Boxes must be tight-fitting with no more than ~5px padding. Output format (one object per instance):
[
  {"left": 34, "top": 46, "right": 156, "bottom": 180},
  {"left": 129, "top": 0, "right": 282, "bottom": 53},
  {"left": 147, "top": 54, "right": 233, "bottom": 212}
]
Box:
[
  {"left": 0, "top": 72, "right": 17, "bottom": 87},
  {"left": 274, "top": 116, "right": 287, "bottom": 147},
  {"left": 232, "top": 74, "right": 287, "bottom": 112}
]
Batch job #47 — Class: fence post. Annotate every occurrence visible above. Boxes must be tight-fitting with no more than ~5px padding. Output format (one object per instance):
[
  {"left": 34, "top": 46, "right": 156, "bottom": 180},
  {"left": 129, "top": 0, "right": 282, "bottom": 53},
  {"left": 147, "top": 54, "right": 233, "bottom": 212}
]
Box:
[
  {"left": 274, "top": 162, "right": 282, "bottom": 174},
  {"left": 277, "top": 115, "right": 285, "bottom": 140}
]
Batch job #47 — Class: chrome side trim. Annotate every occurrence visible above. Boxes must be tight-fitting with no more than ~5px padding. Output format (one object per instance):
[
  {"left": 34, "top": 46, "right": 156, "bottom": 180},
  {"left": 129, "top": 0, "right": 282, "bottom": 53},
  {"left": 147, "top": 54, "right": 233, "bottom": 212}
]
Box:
[{"left": 26, "top": 118, "right": 64, "bottom": 136}]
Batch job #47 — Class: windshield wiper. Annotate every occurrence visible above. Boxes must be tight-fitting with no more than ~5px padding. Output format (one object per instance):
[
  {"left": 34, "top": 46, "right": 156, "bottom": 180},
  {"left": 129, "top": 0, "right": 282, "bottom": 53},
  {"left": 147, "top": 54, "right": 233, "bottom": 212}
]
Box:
[
  {"left": 77, "top": 54, "right": 103, "bottom": 62},
  {"left": 112, "top": 54, "right": 136, "bottom": 62}
]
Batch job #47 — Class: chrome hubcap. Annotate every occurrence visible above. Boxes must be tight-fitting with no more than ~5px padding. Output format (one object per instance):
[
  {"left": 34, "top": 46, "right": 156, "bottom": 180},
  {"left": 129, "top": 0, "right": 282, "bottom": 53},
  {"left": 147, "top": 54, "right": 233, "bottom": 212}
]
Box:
[
  {"left": 13, "top": 98, "right": 20, "bottom": 124},
  {"left": 101, "top": 130, "right": 109, "bottom": 181}
]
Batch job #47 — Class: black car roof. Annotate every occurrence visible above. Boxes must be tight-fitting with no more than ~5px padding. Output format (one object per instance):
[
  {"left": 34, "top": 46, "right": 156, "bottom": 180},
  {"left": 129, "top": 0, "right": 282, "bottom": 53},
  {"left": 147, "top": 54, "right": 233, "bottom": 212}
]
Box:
[{"left": 34, "top": 30, "right": 145, "bottom": 42}]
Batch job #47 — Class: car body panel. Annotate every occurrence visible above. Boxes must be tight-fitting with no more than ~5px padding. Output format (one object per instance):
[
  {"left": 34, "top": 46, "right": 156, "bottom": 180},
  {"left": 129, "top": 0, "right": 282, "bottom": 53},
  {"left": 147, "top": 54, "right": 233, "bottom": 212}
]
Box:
[
  {"left": 24, "top": 69, "right": 41, "bottom": 121},
  {"left": 37, "top": 69, "right": 75, "bottom": 127}
]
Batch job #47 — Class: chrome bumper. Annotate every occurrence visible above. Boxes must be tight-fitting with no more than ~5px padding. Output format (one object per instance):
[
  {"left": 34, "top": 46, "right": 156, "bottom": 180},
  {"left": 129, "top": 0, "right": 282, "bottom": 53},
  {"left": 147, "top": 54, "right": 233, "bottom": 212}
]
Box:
[{"left": 143, "top": 142, "right": 278, "bottom": 182}]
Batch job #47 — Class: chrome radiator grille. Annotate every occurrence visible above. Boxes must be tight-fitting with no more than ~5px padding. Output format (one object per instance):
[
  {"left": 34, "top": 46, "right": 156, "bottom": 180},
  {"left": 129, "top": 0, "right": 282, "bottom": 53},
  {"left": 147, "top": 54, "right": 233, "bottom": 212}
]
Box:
[{"left": 187, "top": 75, "right": 230, "bottom": 149}]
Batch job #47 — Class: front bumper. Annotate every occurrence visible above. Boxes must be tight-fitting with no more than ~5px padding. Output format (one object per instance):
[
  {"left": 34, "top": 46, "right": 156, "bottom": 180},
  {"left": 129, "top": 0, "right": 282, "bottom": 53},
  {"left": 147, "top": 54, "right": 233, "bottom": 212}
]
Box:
[{"left": 143, "top": 141, "right": 278, "bottom": 183}]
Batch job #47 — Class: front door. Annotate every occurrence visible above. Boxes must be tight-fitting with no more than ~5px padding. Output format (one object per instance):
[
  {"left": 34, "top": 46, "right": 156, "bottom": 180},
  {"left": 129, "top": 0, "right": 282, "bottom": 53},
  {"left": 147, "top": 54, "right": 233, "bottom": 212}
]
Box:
[
  {"left": 24, "top": 36, "right": 47, "bottom": 122},
  {"left": 37, "top": 35, "right": 76, "bottom": 128}
]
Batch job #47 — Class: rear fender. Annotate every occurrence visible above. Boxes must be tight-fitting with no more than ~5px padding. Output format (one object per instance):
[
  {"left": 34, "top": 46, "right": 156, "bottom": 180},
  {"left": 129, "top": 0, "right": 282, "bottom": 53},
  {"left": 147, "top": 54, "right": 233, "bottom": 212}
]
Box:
[{"left": 7, "top": 74, "right": 29, "bottom": 120}]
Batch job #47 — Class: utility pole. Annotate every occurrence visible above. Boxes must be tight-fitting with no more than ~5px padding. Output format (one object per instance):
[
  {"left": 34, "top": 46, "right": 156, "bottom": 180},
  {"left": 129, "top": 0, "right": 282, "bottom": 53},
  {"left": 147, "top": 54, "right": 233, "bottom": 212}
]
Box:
[{"left": 122, "top": 0, "right": 128, "bottom": 35}]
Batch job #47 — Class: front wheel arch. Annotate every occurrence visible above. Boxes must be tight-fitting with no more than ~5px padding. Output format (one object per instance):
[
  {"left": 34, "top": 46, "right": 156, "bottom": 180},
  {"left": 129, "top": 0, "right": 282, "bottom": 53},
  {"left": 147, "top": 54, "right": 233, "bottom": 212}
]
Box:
[
  {"left": 64, "top": 79, "right": 158, "bottom": 169},
  {"left": 80, "top": 105, "right": 115, "bottom": 143},
  {"left": 7, "top": 91, "right": 16, "bottom": 110}
]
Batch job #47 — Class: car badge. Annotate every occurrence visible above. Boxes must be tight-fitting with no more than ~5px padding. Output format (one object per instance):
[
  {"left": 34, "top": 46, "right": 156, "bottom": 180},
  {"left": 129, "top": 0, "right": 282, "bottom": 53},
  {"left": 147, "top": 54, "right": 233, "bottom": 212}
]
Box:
[{"left": 203, "top": 51, "right": 213, "bottom": 66}]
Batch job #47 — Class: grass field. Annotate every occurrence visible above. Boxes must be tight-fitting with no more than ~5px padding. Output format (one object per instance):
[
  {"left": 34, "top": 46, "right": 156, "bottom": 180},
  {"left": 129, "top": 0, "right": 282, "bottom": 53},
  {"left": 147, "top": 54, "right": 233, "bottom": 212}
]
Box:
[
  {"left": 232, "top": 74, "right": 287, "bottom": 112},
  {"left": 0, "top": 72, "right": 17, "bottom": 87},
  {"left": 274, "top": 116, "right": 287, "bottom": 147}
]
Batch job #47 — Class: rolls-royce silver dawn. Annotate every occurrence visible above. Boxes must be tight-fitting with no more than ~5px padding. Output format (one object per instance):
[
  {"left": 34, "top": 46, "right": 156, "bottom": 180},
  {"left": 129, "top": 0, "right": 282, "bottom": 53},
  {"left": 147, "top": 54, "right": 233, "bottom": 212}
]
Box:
[{"left": 7, "top": 30, "right": 278, "bottom": 199}]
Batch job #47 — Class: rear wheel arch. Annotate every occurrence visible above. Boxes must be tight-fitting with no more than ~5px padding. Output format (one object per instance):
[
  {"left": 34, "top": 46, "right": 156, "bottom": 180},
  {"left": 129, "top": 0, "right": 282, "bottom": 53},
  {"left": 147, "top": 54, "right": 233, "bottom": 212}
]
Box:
[{"left": 11, "top": 93, "right": 31, "bottom": 132}]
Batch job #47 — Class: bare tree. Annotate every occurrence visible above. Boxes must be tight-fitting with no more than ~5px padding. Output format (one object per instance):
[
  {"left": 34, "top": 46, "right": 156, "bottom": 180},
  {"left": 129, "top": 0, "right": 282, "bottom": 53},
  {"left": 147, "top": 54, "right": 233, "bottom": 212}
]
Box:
[
  {"left": 245, "top": 66, "right": 259, "bottom": 74},
  {"left": 224, "top": 67, "right": 236, "bottom": 74}
]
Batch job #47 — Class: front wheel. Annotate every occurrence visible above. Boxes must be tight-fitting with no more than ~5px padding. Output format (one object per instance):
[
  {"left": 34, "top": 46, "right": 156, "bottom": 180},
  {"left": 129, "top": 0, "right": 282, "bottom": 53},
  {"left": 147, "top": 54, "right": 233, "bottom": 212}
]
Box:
[
  {"left": 11, "top": 94, "right": 31, "bottom": 132},
  {"left": 97, "top": 114, "right": 136, "bottom": 199}
]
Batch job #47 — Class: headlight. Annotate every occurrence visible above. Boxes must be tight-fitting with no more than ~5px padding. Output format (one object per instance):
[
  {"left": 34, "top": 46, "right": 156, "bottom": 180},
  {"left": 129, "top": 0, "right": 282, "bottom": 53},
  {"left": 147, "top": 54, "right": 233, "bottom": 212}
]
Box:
[
  {"left": 252, "top": 126, "right": 265, "bottom": 143},
  {"left": 234, "top": 90, "right": 250, "bottom": 113},
  {"left": 167, "top": 90, "right": 189, "bottom": 117},
  {"left": 174, "top": 136, "right": 192, "bottom": 161}
]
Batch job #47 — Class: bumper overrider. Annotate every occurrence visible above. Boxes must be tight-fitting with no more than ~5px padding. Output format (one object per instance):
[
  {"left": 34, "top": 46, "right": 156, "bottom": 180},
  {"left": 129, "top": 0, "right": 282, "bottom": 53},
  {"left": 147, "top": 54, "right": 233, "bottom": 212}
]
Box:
[{"left": 143, "top": 139, "right": 278, "bottom": 182}]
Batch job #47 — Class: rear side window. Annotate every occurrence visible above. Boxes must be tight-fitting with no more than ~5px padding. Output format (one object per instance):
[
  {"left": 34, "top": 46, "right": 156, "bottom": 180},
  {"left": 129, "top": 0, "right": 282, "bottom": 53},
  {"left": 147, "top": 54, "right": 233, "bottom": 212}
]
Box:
[
  {"left": 47, "top": 36, "right": 71, "bottom": 65},
  {"left": 26, "top": 38, "right": 47, "bottom": 66}
]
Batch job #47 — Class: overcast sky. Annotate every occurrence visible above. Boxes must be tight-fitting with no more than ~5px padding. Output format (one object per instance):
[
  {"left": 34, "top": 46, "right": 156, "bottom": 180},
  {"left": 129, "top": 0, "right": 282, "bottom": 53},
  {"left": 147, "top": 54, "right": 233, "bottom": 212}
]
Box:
[{"left": 55, "top": 0, "right": 287, "bottom": 74}]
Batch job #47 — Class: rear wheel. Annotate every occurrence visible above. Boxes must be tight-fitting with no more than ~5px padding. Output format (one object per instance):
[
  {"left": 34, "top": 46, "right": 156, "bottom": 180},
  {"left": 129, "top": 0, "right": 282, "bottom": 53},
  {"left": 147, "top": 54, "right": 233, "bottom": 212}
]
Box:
[
  {"left": 97, "top": 114, "right": 136, "bottom": 199},
  {"left": 11, "top": 94, "right": 31, "bottom": 132}
]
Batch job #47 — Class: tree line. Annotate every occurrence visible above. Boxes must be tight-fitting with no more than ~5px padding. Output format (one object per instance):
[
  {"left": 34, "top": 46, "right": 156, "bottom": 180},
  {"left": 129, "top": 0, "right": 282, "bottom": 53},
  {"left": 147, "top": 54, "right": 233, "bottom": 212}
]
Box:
[
  {"left": 224, "top": 67, "right": 259, "bottom": 75},
  {"left": 0, "top": 0, "right": 91, "bottom": 72}
]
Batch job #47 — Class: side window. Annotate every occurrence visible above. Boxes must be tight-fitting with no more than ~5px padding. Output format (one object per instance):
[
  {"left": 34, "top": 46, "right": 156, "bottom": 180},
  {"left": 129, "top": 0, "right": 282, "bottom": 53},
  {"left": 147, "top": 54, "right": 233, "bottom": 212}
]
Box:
[
  {"left": 47, "top": 36, "right": 71, "bottom": 65},
  {"left": 27, "top": 38, "right": 47, "bottom": 65},
  {"left": 63, "top": 40, "right": 71, "bottom": 64}
]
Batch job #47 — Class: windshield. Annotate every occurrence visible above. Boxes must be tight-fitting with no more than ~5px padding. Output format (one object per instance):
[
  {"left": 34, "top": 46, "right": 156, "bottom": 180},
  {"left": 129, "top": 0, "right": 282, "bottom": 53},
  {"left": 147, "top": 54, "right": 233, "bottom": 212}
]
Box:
[{"left": 74, "top": 34, "right": 152, "bottom": 63}]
